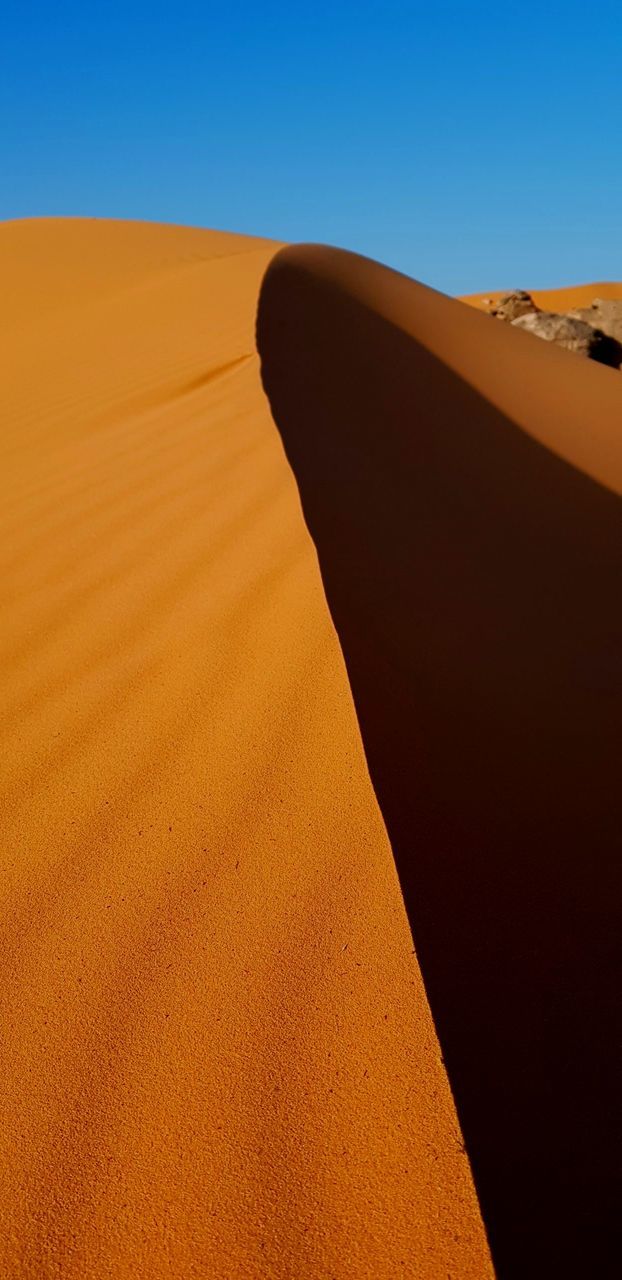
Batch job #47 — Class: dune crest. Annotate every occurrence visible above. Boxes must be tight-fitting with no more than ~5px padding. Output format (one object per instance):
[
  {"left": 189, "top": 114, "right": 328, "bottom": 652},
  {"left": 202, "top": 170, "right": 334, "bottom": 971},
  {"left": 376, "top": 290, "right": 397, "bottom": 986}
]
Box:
[
  {"left": 0, "top": 220, "right": 492, "bottom": 1278},
  {"left": 258, "top": 244, "right": 621, "bottom": 1278}
]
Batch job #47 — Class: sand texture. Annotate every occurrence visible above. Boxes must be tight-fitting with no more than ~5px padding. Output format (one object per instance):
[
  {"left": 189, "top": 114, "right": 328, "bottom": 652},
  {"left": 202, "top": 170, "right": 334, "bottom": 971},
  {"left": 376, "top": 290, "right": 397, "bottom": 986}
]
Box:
[
  {"left": 258, "top": 246, "right": 621, "bottom": 1278},
  {"left": 0, "top": 220, "right": 493, "bottom": 1279}
]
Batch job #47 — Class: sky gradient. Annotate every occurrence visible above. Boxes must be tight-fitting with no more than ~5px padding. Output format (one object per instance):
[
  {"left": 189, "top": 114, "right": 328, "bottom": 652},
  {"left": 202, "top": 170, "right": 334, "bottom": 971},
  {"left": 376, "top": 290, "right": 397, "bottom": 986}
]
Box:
[{"left": 3, "top": 1, "right": 621, "bottom": 293}]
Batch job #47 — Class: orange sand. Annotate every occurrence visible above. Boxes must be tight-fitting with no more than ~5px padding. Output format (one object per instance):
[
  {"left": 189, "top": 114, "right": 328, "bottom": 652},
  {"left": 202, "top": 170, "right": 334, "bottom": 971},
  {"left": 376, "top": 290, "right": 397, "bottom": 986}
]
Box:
[
  {"left": 0, "top": 220, "right": 493, "bottom": 1278},
  {"left": 462, "top": 281, "right": 622, "bottom": 311},
  {"left": 258, "top": 246, "right": 621, "bottom": 1277}
]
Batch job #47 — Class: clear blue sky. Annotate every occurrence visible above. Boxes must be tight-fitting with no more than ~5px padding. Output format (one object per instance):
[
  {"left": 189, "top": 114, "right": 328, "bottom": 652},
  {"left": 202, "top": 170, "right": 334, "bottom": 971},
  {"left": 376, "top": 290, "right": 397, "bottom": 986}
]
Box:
[{"left": 3, "top": 2, "right": 621, "bottom": 293}]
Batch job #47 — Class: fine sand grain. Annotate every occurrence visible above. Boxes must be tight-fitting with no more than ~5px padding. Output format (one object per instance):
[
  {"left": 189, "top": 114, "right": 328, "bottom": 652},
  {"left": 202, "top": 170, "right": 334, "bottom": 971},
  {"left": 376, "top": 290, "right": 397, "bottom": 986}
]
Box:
[{"left": 0, "top": 220, "right": 493, "bottom": 1278}]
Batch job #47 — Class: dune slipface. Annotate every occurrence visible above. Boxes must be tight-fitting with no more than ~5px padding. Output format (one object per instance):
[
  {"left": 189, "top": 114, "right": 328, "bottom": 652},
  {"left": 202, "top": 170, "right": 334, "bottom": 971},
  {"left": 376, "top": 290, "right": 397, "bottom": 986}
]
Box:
[
  {"left": 0, "top": 220, "right": 493, "bottom": 1278},
  {"left": 258, "top": 246, "right": 622, "bottom": 1279}
]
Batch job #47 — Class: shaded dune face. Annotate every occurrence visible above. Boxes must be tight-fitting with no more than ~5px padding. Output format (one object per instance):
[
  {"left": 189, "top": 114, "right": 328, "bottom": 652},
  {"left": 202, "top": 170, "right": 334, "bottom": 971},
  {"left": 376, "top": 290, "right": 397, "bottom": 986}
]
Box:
[{"left": 258, "top": 246, "right": 622, "bottom": 1279}]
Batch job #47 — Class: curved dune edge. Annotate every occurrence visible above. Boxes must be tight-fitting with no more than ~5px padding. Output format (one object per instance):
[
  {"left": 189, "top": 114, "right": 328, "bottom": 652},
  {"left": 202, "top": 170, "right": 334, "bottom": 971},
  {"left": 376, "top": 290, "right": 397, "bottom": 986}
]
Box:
[
  {"left": 262, "top": 246, "right": 622, "bottom": 494},
  {"left": 0, "top": 220, "right": 494, "bottom": 1279},
  {"left": 258, "top": 244, "right": 621, "bottom": 1277}
]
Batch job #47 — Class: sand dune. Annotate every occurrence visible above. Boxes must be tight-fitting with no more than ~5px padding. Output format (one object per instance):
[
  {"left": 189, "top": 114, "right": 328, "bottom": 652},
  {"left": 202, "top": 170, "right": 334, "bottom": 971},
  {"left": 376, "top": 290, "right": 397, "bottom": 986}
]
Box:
[
  {"left": 0, "top": 221, "right": 493, "bottom": 1278},
  {"left": 258, "top": 246, "right": 621, "bottom": 1277},
  {"left": 462, "top": 280, "right": 622, "bottom": 312}
]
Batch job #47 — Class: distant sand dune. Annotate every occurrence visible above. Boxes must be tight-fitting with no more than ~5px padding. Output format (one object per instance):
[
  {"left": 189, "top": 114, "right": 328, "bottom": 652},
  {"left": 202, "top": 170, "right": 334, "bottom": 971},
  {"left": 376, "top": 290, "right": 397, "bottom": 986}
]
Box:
[
  {"left": 0, "top": 221, "right": 493, "bottom": 1278},
  {"left": 258, "top": 245, "right": 621, "bottom": 1278},
  {"left": 462, "top": 279, "right": 622, "bottom": 313}
]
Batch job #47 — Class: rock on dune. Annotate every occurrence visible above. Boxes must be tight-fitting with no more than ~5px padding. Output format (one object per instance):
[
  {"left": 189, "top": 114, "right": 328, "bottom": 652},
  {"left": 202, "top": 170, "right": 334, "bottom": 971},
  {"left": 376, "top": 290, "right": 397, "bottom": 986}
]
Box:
[
  {"left": 569, "top": 298, "right": 622, "bottom": 344},
  {"left": 511, "top": 310, "right": 622, "bottom": 367},
  {"left": 488, "top": 290, "right": 622, "bottom": 367},
  {"left": 491, "top": 289, "right": 538, "bottom": 321}
]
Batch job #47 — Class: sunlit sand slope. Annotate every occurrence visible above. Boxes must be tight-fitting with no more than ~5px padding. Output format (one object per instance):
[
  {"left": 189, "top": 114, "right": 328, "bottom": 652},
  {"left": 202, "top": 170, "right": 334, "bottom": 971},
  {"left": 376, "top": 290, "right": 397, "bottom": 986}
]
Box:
[
  {"left": 462, "top": 280, "right": 622, "bottom": 311},
  {"left": 0, "top": 220, "right": 492, "bottom": 1279},
  {"left": 258, "top": 245, "right": 621, "bottom": 1279}
]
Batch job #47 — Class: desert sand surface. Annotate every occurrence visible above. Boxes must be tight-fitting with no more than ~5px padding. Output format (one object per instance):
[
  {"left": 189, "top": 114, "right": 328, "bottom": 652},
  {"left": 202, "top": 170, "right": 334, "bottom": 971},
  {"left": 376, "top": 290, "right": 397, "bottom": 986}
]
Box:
[
  {"left": 258, "top": 246, "right": 621, "bottom": 1277},
  {"left": 462, "top": 280, "right": 622, "bottom": 312},
  {"left": 0, "top": 219, "right": 494, "bottom": 1279}
]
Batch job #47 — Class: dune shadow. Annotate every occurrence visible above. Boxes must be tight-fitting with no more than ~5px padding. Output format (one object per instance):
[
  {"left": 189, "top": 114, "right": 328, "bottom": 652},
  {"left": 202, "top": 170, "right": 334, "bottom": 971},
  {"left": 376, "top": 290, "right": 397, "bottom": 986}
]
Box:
[{"left": 257, "top": 247, "right": 621, "bottom": 1278}]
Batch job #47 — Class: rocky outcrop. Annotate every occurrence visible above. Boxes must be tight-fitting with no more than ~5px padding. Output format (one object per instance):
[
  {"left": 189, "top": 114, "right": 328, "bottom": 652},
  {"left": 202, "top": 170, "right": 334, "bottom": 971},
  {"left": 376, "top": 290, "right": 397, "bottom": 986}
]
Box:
[
  {"left": 491, "top": 290, "right": 538, "bottom": 322},
  {"left": 568, "top": 298, "right": 622, "bottom": 345},
  {"left": 488, "top": 290, "right": 622, "bottom": 368},
  {"left": 512, "top": 311, "right": 622, "bottom": 368}
]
